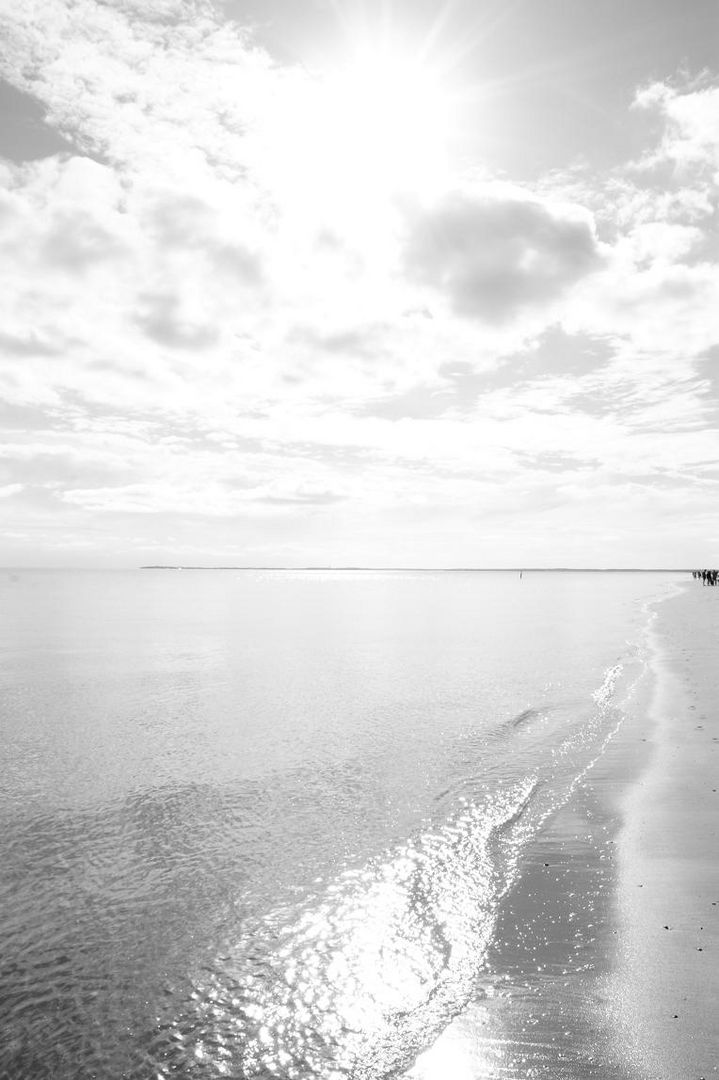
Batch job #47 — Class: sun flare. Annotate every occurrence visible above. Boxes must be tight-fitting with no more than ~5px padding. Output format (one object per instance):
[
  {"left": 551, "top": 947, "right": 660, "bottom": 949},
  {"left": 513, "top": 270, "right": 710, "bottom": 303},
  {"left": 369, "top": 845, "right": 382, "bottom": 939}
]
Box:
[
  {"left": 264, "top": 43, "right": 454, "bottom": 238},
  {"left": 326, "top": 50, "right": 451, "bottom": 192}
]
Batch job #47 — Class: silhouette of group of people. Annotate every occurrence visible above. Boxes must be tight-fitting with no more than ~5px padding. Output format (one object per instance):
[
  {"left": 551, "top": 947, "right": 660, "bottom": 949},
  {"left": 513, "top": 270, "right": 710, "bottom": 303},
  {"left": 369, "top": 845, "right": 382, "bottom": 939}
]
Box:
[{"left": 693, "top": 569, "right": 718, "bottom": 586}]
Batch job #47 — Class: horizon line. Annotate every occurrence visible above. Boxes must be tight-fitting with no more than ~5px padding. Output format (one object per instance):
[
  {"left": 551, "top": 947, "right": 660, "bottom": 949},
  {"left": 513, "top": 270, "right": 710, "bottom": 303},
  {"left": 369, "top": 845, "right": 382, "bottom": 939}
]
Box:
[
  {"left": 1, "top": 565, "right": 696, "bottom": 573},
  {"left": 135, "top": 565, "right": 693, "bottom": 572}
]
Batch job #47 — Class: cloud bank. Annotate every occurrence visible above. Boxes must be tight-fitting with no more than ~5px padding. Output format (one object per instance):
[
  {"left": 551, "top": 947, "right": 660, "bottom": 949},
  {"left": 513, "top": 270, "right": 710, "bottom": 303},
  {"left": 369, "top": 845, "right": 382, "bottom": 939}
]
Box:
[{"left": 0, "top": 1, "right": 718, "bottom": 565}]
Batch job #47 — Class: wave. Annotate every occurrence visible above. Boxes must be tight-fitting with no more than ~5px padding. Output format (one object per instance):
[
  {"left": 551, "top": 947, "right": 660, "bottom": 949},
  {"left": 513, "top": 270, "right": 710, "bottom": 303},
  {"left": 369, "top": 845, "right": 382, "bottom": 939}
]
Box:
[
  {"left": 1, "top": 653, "right": 642, "bottom": 1080},
  {"left": 149, "top": 778, "right": 542, "bottom": 1079},
  {"left": 145, "top": 654, "right": 642, "bottom": 1079}
]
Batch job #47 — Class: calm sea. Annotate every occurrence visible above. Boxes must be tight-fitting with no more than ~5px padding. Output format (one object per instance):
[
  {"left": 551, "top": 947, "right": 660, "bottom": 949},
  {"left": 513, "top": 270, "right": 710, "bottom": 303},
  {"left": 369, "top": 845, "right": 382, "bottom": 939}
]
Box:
[{"left": 0, "top": 569, "right": 683, "bottom": 1078}]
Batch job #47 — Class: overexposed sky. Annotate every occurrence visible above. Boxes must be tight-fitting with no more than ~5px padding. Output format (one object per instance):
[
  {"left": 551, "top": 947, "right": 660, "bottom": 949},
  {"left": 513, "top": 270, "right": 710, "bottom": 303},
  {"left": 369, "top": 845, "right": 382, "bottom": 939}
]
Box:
[{"left": 1, "top": 0, "right": 718, "bottom": 567}]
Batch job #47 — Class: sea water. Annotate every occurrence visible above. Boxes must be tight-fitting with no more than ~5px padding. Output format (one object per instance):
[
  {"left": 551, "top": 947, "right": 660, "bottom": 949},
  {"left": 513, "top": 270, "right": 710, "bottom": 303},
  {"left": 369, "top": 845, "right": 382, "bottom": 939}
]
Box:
[{"left": 0, "top": 569, "right": 683, "bottom": 1078}]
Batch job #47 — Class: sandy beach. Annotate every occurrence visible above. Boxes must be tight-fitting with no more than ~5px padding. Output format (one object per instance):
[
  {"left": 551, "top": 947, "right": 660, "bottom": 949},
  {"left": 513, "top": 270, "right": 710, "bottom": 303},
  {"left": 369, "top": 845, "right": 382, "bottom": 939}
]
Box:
[
  {"left": 408, "top": 580, "right": 718, "bottom": 1079},
  {"left": 612, "top": 584, "right": 719, "bottom": 1078}
]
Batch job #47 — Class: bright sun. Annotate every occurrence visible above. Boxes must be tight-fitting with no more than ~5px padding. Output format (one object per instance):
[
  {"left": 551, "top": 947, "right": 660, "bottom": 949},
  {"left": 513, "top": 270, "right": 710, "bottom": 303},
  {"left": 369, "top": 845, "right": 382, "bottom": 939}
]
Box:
[
  {"left": 323, "top": 49, "right": 451, "bottom": 196},
  {"left": 265, "top": 42, "right": 454, "bottom": 237}
]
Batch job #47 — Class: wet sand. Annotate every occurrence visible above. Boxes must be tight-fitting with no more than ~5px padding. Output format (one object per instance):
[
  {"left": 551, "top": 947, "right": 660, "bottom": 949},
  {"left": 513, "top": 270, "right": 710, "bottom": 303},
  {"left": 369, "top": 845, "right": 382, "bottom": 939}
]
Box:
[
  {"left": 612, "top": 584, "right": 719, "bottom": 1079},
  {"left": 407, "top": 582, "right": 718, "bottom": 1079}
]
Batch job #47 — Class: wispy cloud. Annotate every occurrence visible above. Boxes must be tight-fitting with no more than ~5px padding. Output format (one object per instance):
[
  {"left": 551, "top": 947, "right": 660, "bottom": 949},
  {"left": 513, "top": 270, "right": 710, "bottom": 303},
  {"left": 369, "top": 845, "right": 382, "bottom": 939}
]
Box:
[{"left": 0, "top": 0, "right": 717, "bottom": 564}]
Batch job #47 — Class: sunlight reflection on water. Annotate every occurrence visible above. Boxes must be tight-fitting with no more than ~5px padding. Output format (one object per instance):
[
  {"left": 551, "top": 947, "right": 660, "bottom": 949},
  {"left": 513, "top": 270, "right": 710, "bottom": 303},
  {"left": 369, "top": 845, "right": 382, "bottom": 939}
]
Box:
[
  {"left": 409, "top": 1021, "right": 490, "bottom": 1080},
  {"left": 155, "top": 781, "right": 535, "bottom": 1078},
  {"left": 0, "top": 569, "right": 677, "bottom": 1078}
]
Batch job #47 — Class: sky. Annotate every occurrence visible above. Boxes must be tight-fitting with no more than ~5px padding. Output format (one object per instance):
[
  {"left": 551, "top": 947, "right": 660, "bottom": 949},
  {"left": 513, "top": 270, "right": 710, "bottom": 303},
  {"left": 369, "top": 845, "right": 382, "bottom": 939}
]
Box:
[{"left": 0, "top": 0, "right": 718, "bottom": 568}]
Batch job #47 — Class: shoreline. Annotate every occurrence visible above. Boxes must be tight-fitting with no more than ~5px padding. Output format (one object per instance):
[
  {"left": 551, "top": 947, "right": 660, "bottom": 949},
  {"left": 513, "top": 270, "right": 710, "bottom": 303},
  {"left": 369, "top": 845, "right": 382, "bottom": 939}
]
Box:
[
  {"left": 611, "top": 584, "right": 719, "bottom": 1078},
  {"left": 136, "top": 566, "right": 690, "bottom": 573},
  {"left": 406, "top": 604, "right": 656, "bottom": 1078},
  {"left": 408, "top": 579, "right": 718, "bottom": 1079}
]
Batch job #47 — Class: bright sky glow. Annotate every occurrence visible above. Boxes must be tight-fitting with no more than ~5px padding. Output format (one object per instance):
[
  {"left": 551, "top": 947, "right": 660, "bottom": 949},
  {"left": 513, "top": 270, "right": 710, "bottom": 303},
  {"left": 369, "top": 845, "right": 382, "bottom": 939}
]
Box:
[
  {"left": 325, "top": 50, "right": 452, "bottom": 192},
  {"left": 0, "top": 0, "right": 718, "bottom": 567},
  {"left": 263, "top": 46, "right": 453, "bottom": 248}
]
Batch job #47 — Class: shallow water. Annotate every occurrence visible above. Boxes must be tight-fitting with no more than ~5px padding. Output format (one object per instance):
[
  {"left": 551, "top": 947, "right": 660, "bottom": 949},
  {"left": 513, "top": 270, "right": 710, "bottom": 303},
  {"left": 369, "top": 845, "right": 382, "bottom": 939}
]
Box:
[{"left": 0, "top": 569, "right": 682, "bottom": 1078}]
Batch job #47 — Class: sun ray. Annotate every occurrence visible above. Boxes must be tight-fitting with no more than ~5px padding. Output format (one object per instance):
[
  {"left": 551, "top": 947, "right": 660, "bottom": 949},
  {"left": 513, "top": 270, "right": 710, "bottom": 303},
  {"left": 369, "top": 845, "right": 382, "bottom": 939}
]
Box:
[
  {"left": 416, "top": 0, "right": 460, "bottom": 66},
  {"left": 260, "top": 13, "right": 460, "bottom": 242}
]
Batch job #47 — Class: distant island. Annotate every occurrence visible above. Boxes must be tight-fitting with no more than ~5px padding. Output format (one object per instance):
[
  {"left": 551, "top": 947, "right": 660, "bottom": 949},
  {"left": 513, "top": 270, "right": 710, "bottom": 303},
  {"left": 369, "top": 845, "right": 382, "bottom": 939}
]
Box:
[{"left": 140, "top": 566, "right": 689, "bottom": 572}]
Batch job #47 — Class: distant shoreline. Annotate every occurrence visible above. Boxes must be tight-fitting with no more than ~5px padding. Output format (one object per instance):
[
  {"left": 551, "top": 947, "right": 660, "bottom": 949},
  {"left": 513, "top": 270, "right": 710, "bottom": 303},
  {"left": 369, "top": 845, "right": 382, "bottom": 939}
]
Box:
[{"left": 139, "top": 565, "right": 691, "bottom": 573}]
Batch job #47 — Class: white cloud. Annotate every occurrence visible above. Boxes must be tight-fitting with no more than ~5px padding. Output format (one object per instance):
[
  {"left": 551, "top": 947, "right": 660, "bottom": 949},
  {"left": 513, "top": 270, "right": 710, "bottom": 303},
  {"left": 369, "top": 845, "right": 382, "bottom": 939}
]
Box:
[
  {"left": 402, "top": 184, "right": 605, "bottom": 322},
  {"left": 0, "top": 3, "right": 718, "bottom": 564},
  {"left": 634, "top": 79, "right": 719, "bottom": 176}
]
